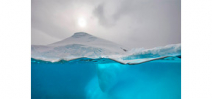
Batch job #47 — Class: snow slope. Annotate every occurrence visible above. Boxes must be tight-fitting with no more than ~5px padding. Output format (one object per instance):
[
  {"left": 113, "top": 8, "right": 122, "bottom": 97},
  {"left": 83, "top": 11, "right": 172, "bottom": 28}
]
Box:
[
  {"left": 31, "top": 32, "right": 128, "bottom": 60},
  {"left": 31, "top": 32, "right": 181, "bottom": 63}
]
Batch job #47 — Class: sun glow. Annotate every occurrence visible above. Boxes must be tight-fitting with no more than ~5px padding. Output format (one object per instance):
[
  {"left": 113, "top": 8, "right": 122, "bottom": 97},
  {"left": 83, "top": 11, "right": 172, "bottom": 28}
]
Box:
[{"left": 78, "top": 17, "right": 87, "bottom": 28}]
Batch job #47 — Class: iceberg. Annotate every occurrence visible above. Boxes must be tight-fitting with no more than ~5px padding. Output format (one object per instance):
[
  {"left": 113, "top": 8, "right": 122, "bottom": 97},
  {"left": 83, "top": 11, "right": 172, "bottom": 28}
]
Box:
[{"left": 31, "top": 32, "right": 181, "bottom": 99}]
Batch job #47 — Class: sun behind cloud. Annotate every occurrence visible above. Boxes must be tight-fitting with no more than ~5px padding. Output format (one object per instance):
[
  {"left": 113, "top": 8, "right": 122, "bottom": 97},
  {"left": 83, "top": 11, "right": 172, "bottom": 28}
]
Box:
[{"left": 78, "top": 17, "right": 87, "bottom": 28}]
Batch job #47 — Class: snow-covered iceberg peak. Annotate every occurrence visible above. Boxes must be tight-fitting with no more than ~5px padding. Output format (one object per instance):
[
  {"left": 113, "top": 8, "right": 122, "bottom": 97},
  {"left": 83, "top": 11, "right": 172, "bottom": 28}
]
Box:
[
  {"left": 49, "top": 32, "right": 99, "bottom": 46},
  {"left": 31, "top": 32, "right": 128, "bottom": 60},
  {"left": 72, "top": 32, "right": 93, "bottom": 38}
]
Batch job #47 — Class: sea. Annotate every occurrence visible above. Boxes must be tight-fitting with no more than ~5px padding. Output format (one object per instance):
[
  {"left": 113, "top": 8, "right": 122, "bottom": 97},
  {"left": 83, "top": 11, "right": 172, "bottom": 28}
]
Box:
[{"left": 31, "top": 56, "right": 181, "bottom": 99}]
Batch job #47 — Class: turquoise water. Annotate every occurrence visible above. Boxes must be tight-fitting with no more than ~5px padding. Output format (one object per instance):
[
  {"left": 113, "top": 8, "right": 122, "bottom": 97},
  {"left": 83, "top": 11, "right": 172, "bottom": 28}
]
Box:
[{"left": 31, "top": 57, "right": 181, "bottom": 99}]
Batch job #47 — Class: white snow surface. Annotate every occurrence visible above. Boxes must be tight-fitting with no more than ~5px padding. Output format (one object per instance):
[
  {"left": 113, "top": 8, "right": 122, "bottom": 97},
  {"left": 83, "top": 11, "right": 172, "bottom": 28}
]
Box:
[
  {"left": 31, "top": 32, "right": 181, "bottom": 63},
  {"left": 123, "top": 44, "right": 181, "bottom": 60}
]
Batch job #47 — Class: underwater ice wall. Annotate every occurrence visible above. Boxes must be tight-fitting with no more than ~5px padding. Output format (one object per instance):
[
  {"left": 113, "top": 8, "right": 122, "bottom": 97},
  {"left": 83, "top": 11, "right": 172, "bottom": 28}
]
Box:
[{"left": 85, "top": 60, "right": 181, "bottom": 99}]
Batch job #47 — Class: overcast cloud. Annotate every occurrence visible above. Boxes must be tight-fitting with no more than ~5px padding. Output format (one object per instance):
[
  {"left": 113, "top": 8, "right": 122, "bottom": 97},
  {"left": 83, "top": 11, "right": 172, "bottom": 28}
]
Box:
[{"left": 32, "top": 0, "right": 181, "bottom": 48}]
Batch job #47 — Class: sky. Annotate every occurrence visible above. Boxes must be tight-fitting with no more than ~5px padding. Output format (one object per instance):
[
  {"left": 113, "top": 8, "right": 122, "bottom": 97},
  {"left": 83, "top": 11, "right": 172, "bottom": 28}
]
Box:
[{"left": 32, "top": 0, "right": 181, "bottom": 49}]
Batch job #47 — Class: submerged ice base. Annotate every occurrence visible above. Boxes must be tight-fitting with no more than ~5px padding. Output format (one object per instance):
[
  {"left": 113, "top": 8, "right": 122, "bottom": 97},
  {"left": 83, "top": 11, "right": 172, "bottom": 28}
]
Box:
[
  {"left": 31, "top": 57, "right": 181, "bottom": 99},
  {"left": 86, "top": 62, "right": 180, "bottom": 99}
]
